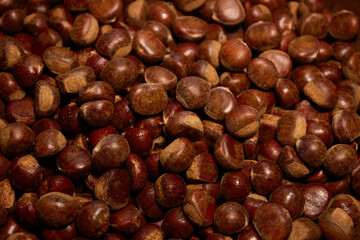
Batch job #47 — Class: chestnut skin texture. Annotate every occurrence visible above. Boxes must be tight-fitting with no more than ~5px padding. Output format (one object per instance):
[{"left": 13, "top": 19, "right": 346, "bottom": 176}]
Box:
[
  {"left": 94, "top": 168, "right": 131, "bottom": 211},
  {"left": 35, "top": 192, "right": 78, "bottom": 228},
  {"left": 213, "top": 202, "right": 249, "bottom": 235},
  {"left": 0, "top": 122, "right": 35, "bottom": 157},
  {"left": 269, "top": 184, "right": 305, "bottom": 219},
  {"left": 76, "top": 200, "right": 110, "bottom": 239},
  {"left": 182, "top": 189, "right": 217, "bottom": 227},
  {"left": 253, "top": 203, "right": 292, "bottom": 240}
]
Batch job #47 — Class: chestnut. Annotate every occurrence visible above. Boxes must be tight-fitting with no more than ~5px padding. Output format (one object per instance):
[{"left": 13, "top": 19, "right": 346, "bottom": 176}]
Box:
[
  {"left": 133, "top": 30, "right": 166, "bottom": 64},
  {"left": 332, "top": 41, "right": 357, "bottom": 63},
  {"left": 244, "top": 21, "right": 281, "bottom": 51},
  {"left": 123, "top": 153, "right": 148, "bottom": 191},
  {"left": 302, "top": 183, "right": 331, "bottom": 219},
  {"left": 88, "top": 0, "right": 123, "bottom": 24},
  {"left": 325, "top": 144, "right": 357, "bottom": 178},
  {"left": 291, "top": 64, "right": 324, "bottom": 93},
  {"left": 144, "top": 66, "right": 178, "bottom": 91},
  {"left": 219, "top": 72, "right": 250, "bottom": 97},
  {"left": 220, "top": 171, "right": 251, "bottom": 203},
  {"left": 148, "top": 1, "right": 176, "bottom": 27},
  {"left": 41, "top": 221, "right": 77, "bottom": 240},
  {"left": 0, "top": 215, "right": 26, "bottom": 240},
  {"left": 303, "top": 78, "right": 338, "bottom": 109},
  {"left": 135, "top": 182, "right": 165, "bottom": 220},
  {"left": 166, "top": 111, "right": 204, "bottom": 141},
  {"left": 272, "top": 8, "right": 295, "bottom": 33},
  {"left": 34, "top": 129, "right": 66, "bottom": 158},
  {"left": 100, "top": 58, "right": 138, "bottom": 92},
  {"left": 343, "top": 52, "right": 360, "bottom": 84},
  {"left": 287, "top": 35, "right": 319, "bottom": 63},
  {"left": 203, "top": 23, "right": 227, "bottom": 44},
  {"left": 70, "top": 13, "right": 99, "bottom": 47},
  {"left": 176, "top": 76, "right": 211, "bottom": 110},
  {"left": 173, "top": 42, "right": 199, "bottom": 63},
  {"left": 37, "top": 174, "right": 75, "bottom": 197},
  {"left": 56, "top": 66, "right": 96, "bottom": 94},
  {"left": 31, "top": 28, "right": 63, "bottom": 56},
  {"left": 23, "top": 12, "right": 47, "bottom": 35},
  {"left": 253, "top": 203, "right": 292, "bottom": 240},
  {"left": 212, "top": 0, "right": 245, "bottom": 27},
  {"left": 214, "top": 134, "right": 244, "bottom": 170},
  {"left": 0, "top": 153, "right": 10, "bottom": 182},
  {"left": 95, "top": 29, "right": 132, "bottom": 59},
  {"left": 0, "top": 72, "right": 25, "bottom": 102},
  {"left": 219, "top": 39, "right": 252, "bottom": 71},
  {"left": 245, "top": 4, "right": 272, "bottom": 26},
  {"left": 257, "top": 139, "right": 282, "bottom": 162},
  {"left": 247, "top": 57, "right": 279, "bottom": 90},
  {"left": 204, "top": 87, "right": 236, "bottom": 121},
  {"left": 297, "top": 13, "right": 329, "bottom": 39},
  {"left": 277, "top": 145, "right": 311, "bottom": 179},
  {"left": 213, "top": 202, "right": 249, "bottom": 235},
  {"left": 9, "top": 155, "right": 42, "bottom": 192},
  {"left": 36, "top": 192, "right": 78, "bottom": 228},
  {"left": 162, "top": 207, "right": 194, "bottom": 239},
  {"left": 189, "top": 60, "right": 219, "bottom": 87},
  {"left": 94, "top": 168, "right": 131, "bottom": 211},
  {"left": 1, "top": 9, "right": 25, "bottom": 35},
  {"left": 56, "top": 145, "right": 91, "bottom": 180},
  {"left": 144, "top": 153, "right": 162, "bottom": 180},
  {"left": 26, "top": 118, "right": 56, "bottom": 140},
  {"left": 143, "top": 20, "right": 171, "bottom": 46},
  {"left": 34, "top": 80, "right": 60, "bottom": 118},
  {"left": 0, "top": 122, "right": 35, "bottom": 157},
  {"left": 259, "top": 49, "right": 292, "bottom": 78},
  {"left": 129, "top": 83, "right": 168, "bottom": 116},
  {"left": 225, "top": 105, "right": 260, "bottom": 139},
  {"left": 132, "top": 224, "right": 165, "bottom": 240},
  {"left": 85, "top": 52, "right": 110, "bottom": 79},
  {"left": 43, "top": 46, "right": 77, "bottom": 75},
  {"left": 92, "top": 134, "right": 130, "bottom": 173},
  {"left": 160, "top": 52, "right": 191, "bottom": 80},
  {"left": 110, "top": 203, "right": 142, "bottom": 235},
  {"left": 295, "top": 134, "right": 327, "bottom": 168},
  {"left": 202, "top": 120, "right": 224, "bottom": 149},
  {"left": 269, "top": 184, "right": 305, "bottom": 219},
  {"left": 318, "top": 208, "right": 354, "bottom": 240},
  {"left": 0, "top": 36, "right": 23, "bottom": 71},
  {"left": 250, "top": 160, "right": 283, "bottom": 196},
  {"left": 329, "top": 194, "right": 360, "bottom": 226},
  {"left": 275, "top": 78, "right": 300, "bottom": 109},
  {"left": 186, "top": 152, "right": 218, "bottom": 183},
  {"left": 276, "top": 112, "right": 307, "bottom": 146},
  {"left": 58, "top": 103, "right": 82, "bottom": 136},
  {"left": 111, "top": 99, "right": 135, "bottom": 132},
  {"left": 12, "top": 54, "right": 43, "bottom": 88},
  {"left": 172, "top": 16, "right": 208, "bottom": 42},
  {"left": 160, "top": 137, "right": 195, "bottom": 173},
  {"left": 124, "top": 0, "right": 148, "bottom": 29},
  {"left": 6, "top": 97, "right": 36, "bottom": 125},
  {"left": 6, "top": 233, "right": 38, "bottom": 240},
  {"left": 79, "top": 100, "right": 114, "bottom": 128},
  {"left": 77, "top": 201, "right": 110, "bottom": 239},
  {"left": 0, "top": 178, "right": 16, "bottom": 213},
  {"left": 154, "top": 173, "right": 187, "bottom": 209},
  {"left": 329, "top": 10, "right": 359, "bottom": 41},
  {"left": 288, "top": 218, "right": 322, "bottom": 240},
  {"left": 197, "top": 40, "right": 222, "bottom": 70}
]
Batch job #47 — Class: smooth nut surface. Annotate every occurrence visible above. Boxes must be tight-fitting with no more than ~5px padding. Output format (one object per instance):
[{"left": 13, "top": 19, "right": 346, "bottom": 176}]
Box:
[{"left": 129, "top": 83, "right": 168, "bottom": 116}]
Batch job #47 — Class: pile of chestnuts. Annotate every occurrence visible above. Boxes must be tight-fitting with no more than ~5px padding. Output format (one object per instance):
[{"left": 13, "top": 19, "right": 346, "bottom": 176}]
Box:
[{"left": 0, "top": 0, "right": 360, "bottom": 239}]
